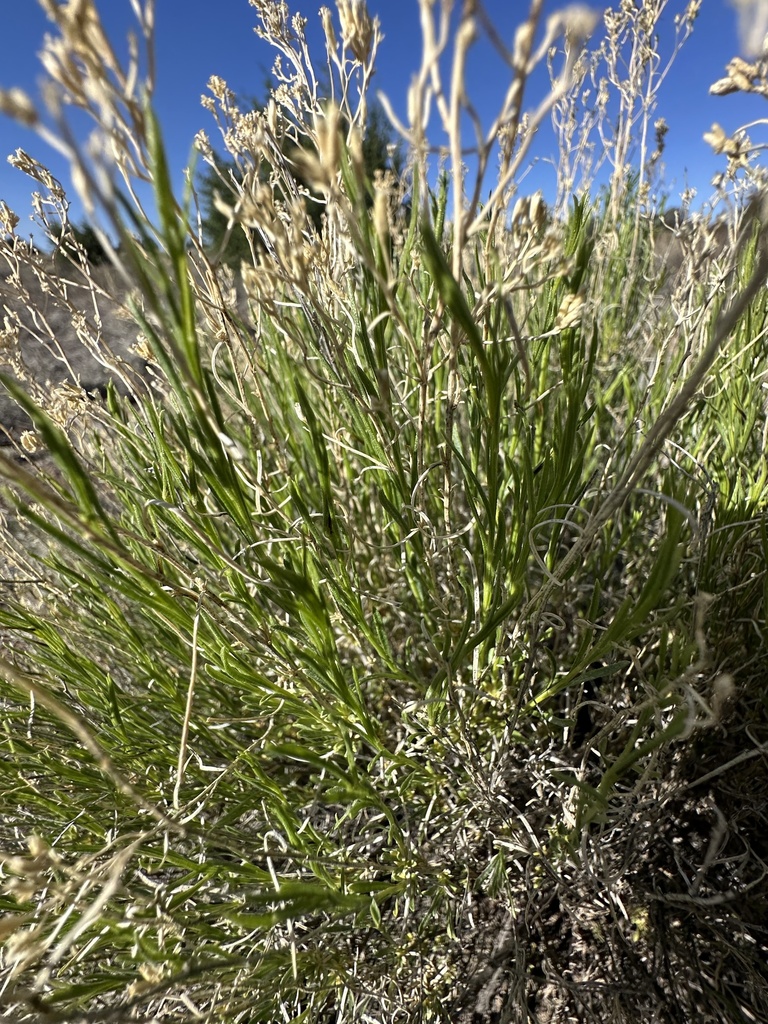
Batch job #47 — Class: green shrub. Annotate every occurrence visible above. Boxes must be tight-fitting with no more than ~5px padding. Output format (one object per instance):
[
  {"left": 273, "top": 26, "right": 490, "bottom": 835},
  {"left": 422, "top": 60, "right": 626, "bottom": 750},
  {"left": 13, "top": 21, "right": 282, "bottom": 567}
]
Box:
[{"left": 0, "top": 2, "right": 767, "bottom": 1022}]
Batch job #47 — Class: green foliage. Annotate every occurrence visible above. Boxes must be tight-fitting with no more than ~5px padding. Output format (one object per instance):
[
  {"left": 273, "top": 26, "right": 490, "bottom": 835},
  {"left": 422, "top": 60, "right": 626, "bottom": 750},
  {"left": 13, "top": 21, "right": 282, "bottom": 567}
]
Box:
[{"left": 1, "top": 4, "right": 768, "bottom": 1023}]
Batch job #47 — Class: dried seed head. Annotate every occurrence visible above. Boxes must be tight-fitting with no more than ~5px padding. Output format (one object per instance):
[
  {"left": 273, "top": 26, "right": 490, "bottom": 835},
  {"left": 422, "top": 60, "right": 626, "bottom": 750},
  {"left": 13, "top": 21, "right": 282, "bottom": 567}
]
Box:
[
  {"left": 207, "top": 75, "right": 235, "bottom": 106},
  {"left": 47, "top": 382, "right": 89, "bottom": 428},
  {"left": 292, "top": 12, "right": 308, "bottom": 37},
  {"left": 0, "top": 316, "right": 20, "bottom": 363},
  {"left": 0, "top": 87, "right": 39, "bottom": 126},
  {"left": 704, "top": 123, "right": 728, "bottom": 153},
  {"left": 511, "top": 192, "right": 547, "bottom": 238},
  {"left": 681, "top": 0, "right": 702, "bottom": 27},
  {"left": 556, "top": 292, "right": 585, "bottom": 331},
  {"left": 131, "top": 334, "right": 154, "bottom": 363},
  {"left": 266, "top": 98, "right": 278, "bottom": 136},
  {"left": 336, "top": 0, "right": 377, "bottom": 65},
  {"left": 348, "top": 124, "right": 365, "bottom": 183},
  {"left": 561, "top": 5, "right": 600, "bottom": 47},
  {"left": 252, "top": 0, "right": 292, "bottom": 40},
  {"left": 0, "top": 913, "right": 36, "bottom": 943},
  {"left": 704, "top": 122, "right": 751, "bottom": 167},
  {"left": 320, "top": 6, "right": 338, "bottom": 52},
  {"left": 710, "top": 75, "right": 740, "bottom": 96},
  {"left": 231, "top": 109, "right": 267, "bottom": 155},
  {"left": 194, "top": 130, "right": 213, "bottom": 159},
  {"left": 19, "top": 431, "right": 41, "bottom": 455},
  {"left": 2, "top": 834, "right": 62, "bottom": 882},
  {"left": 292, "top": 106, "right": 343, "bottom": 193},
  {"left": 0, "top": 202, "right": 20, "bottom": 235},
  {"left": 9, "top": 149, "right": 67, "bottom": 200},
  {"left": 728, "top": 55, "right": 759, "bottom": 91}
]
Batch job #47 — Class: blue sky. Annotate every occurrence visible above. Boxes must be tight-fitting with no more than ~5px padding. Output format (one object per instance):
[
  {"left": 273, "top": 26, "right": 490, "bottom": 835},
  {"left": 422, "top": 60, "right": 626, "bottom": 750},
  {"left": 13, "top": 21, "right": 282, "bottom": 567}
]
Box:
[{"left": 1, "top": 0, "right": 766, "bottom": 239}]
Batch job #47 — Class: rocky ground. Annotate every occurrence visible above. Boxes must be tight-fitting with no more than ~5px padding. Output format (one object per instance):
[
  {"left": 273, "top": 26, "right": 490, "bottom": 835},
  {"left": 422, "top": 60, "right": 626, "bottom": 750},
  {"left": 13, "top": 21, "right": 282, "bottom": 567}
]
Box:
[{"left": 0, "top": 255, "right": 147, "bottom": 449}]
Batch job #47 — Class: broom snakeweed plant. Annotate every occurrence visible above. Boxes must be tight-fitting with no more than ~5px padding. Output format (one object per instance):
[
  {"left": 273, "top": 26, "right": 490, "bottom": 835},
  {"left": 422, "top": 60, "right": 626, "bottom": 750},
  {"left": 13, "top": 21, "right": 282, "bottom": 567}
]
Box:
[{"left": 0, "top": 1, "right": 767, "bottom": 1021}]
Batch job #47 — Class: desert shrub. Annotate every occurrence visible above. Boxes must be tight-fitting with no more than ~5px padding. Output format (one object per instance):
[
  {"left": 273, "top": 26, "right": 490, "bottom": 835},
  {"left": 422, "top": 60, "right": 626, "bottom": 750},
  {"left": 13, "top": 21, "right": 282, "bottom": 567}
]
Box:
[
  {"left": 197, "top": 96, "right": 399, "bottom": 267},
  {"left": 0, "top": 2, "right": 767, "bottom": 1023}
]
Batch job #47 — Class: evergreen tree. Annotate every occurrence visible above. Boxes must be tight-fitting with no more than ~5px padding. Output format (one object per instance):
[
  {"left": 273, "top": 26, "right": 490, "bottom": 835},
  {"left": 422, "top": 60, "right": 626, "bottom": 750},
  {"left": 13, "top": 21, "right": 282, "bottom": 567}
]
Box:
[{"left": 50, "top": 220, "right": 111, "bottom": 266}]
